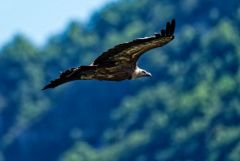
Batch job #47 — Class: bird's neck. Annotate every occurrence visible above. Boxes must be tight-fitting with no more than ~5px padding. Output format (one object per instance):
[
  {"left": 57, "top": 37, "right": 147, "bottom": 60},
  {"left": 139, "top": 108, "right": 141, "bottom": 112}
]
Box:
[{"left": 131, "top": 66, "right": 142, "bottom": 79}]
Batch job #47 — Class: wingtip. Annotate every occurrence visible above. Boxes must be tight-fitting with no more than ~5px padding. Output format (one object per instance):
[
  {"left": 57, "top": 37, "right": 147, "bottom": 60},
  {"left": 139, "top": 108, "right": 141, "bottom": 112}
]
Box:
[
  {"left": 166, "top": 22, "right": 171, "bottom": 36},
  {"left": 161, "top": 29, "right": 166, "bottom": 37},
  {"left": 42, "top": 85, "right": 50, "bottom": 91},
  {"left": 42, "top": 81, "right": 56, "bottom": 90},
  {"left": 159, "top": 19, "right": 176, "bottom": 37},
  {"left": 170, "top": 19, "right": 176, "bottom": 36}
]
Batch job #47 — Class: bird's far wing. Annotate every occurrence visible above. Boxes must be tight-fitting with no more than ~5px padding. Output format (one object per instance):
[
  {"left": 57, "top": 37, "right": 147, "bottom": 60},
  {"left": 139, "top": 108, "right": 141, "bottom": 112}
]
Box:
[{"left": 93, "top": 19, "right": 176, "bottom": 67}]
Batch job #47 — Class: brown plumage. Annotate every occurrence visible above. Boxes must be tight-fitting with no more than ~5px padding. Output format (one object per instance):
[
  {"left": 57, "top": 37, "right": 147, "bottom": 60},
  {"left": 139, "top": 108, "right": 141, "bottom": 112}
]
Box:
[{"left": 42, "top": 19, "right": 176, "bottom": 90}]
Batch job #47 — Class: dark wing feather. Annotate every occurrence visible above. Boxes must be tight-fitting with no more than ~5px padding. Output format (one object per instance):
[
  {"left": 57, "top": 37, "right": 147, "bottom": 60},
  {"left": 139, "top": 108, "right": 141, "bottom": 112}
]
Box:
[
  {"left": 93, "top": 19, "right": 176, "bottom": 67},
  {"left": 42, "top": 66, "right": 97, "bottom": 90}
]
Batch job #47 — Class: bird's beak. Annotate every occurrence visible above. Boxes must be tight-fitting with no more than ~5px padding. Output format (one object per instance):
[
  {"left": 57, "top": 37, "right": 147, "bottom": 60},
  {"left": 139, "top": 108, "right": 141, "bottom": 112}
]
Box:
[{"left": 146, "top": 72, "right": 152, "bottom": 77}]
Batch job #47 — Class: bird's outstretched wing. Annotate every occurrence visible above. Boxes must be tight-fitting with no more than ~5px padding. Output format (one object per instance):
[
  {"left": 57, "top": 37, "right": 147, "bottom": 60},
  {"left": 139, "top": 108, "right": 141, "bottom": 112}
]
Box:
[
  {"left": 42, "top": 66, "right": 97, "bottom": 90},
  {"left": 93, "top": 19, "right": 175, "bottom": 67}
]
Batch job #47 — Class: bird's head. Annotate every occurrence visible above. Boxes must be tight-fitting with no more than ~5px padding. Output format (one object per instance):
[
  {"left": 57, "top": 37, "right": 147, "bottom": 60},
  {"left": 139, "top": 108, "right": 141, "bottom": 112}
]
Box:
[
  {"left": 132, "top": 67, "right": 152, "bottom": 79},
  {"left": 139, "top": 69, "right": 152, "bottom": 78}
]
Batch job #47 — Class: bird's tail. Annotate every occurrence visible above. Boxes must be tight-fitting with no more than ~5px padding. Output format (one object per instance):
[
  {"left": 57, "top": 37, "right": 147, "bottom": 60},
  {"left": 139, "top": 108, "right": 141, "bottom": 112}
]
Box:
[{"left": 42, "top": 66, "right": 96, "bottom": 90}]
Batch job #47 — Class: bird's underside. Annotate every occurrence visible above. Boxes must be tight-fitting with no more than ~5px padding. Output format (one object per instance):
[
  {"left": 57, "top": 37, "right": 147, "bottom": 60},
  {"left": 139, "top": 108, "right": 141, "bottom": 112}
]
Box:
[{"left": 42, "top": 19, "right": 176, "bottom": 90}]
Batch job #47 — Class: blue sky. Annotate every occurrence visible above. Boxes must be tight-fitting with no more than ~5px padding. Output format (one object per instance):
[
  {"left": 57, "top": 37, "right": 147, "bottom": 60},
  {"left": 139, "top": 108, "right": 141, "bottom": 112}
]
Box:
[{"left": 0, "top": 0, "right": 114, "bottom": 47}]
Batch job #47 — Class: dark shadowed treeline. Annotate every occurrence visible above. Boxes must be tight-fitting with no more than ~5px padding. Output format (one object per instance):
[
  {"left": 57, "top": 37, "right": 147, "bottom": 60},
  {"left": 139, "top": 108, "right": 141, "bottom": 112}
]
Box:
[{"left": 0, "top": 0, "right": 239, "bottom": 161}]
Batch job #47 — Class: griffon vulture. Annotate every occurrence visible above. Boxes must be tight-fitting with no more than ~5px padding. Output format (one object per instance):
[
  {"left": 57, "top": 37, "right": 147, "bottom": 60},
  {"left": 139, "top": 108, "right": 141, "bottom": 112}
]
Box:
[{"left": 43, "top": 19, "right": 175, "bottom": 90}]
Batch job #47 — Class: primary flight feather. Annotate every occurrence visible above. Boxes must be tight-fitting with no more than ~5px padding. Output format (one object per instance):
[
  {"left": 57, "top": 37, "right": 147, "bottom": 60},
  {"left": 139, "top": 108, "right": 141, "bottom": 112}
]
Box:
[{"left": 43, "top": 19, "right": 176, "bottom": 90}]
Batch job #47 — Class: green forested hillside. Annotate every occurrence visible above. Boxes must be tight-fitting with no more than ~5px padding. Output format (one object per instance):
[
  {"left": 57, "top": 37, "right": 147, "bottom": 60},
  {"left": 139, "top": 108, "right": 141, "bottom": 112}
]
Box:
[{"left": 0, "top": 0, "right": 239, "bottom": 161}]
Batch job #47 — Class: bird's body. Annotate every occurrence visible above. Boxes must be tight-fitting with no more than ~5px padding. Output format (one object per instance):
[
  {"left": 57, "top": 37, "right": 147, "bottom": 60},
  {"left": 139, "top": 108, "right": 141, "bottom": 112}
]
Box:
[
  {"left": 43, "top": 19, "right": 176, "bottom": 90},
  {"left": 64, "top": 65, "right": 134, "bottom": 81}
]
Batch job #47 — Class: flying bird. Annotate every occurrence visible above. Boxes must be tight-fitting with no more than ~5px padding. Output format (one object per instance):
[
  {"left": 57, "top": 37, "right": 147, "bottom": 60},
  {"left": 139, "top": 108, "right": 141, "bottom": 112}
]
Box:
[{"left": 43, "top": 19, "right": 175, "bottom": 90}]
